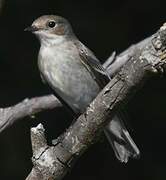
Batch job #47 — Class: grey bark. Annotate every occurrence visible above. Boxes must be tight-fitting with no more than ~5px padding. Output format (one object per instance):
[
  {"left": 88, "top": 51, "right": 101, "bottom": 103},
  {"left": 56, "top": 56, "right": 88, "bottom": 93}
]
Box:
[
  {"left": 25, "top": 24, "right": 166, "bottom": 179},
  {"left": 0, "top": 95, "right": 61, "bottom": 133}
]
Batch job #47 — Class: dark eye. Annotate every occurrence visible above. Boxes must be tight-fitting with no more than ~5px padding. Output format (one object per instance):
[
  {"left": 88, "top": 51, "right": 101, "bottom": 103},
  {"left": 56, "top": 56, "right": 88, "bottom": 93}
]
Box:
[{"left": 48, "top": 21, "right": 56, "bottom": 28}]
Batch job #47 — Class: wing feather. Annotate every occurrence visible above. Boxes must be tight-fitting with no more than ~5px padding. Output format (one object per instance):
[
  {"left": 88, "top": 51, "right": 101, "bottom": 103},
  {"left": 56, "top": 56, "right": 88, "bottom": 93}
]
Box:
[{"left": 75, "top": 41, "right": 110, "bottom": 88}]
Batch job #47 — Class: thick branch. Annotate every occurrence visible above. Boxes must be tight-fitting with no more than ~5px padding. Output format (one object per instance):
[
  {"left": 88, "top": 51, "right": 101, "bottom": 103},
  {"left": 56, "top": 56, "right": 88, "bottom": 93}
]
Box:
[{"left": 26, "top": 24, "right": 166, "bottom": 179}]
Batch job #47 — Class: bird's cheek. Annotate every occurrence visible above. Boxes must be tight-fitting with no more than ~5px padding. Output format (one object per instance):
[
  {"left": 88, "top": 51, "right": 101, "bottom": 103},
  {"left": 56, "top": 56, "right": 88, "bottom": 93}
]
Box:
[{"left": 55, "top": 25, "right": 65, "bottom": 36}]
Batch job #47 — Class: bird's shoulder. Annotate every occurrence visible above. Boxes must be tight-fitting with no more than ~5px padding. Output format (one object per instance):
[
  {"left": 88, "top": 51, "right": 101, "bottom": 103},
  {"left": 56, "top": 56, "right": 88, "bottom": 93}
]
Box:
[{"left": 73, "top": 40, "right": 110, "bottom": 88}]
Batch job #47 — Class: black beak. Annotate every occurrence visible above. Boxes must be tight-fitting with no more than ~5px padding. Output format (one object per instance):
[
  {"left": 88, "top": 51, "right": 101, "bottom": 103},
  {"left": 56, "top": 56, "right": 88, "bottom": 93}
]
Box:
[{"left": 24, "top": 25, "right": 38, "bottom": 32}]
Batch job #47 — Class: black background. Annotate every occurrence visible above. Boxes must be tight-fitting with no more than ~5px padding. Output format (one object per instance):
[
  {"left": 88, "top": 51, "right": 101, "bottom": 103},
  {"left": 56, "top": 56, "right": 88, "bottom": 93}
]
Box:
[{"left": 0, "top": 0, "right": 166, "bottom": 179}]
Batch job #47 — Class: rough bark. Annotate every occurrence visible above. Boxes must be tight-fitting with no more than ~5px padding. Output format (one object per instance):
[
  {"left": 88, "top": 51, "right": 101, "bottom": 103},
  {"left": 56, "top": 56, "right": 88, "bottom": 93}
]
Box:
[{"left": 25, "top": 23, "right": 166, "bottom": 179}]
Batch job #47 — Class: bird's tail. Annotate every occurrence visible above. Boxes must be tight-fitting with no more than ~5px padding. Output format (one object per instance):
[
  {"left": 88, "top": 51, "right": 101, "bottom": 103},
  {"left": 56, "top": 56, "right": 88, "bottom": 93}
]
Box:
[{"left": 104, "top": 114, "right": 140, "bottom": 163}]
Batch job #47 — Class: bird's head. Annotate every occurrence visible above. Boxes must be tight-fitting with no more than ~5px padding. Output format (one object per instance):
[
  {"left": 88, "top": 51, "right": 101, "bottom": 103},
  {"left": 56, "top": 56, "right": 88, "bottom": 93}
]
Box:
[{"left": 25, "top": 15, "right": 74, "bottom": 45}]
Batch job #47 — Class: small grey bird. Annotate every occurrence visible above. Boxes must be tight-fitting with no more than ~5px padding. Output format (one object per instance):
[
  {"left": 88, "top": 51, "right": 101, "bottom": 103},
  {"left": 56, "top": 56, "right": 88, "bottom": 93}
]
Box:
[{"left": 25, "top": 15, "right": 140, "bottom": 163}]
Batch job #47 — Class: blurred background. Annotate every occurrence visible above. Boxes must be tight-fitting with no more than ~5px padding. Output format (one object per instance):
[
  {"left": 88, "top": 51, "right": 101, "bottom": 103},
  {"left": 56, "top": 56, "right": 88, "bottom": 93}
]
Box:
[{"left": 0, "top": 0, "right": 166, "bottom": 179}]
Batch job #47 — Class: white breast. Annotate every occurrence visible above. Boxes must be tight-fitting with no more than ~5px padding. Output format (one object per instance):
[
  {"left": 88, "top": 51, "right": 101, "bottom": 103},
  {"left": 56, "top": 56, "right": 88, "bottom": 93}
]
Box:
[{"left": 38, "top": 40, "right": 100, "bottom": 113}]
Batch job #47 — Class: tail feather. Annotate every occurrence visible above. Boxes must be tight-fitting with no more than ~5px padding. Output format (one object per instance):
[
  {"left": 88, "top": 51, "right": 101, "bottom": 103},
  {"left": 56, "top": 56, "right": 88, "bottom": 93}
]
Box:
[{"left": 104, "top": 115, "right": 140, "bottom": 163}]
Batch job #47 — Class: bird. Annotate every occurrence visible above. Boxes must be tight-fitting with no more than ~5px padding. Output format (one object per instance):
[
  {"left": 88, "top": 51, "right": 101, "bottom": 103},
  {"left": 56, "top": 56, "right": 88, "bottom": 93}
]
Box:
[{"left": 25, "top": 15, "right": 140, "bottom": 163}]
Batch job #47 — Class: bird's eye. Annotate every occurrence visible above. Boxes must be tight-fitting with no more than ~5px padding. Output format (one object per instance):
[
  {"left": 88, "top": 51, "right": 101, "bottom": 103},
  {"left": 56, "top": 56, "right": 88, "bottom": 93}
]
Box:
[{"left": 48, "top": 21, "right": 56, "bottom": 28}]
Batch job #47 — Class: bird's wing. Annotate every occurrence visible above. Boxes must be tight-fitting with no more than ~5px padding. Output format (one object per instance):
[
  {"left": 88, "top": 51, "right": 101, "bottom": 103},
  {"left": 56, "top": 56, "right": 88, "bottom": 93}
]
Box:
[
  {"left": 75, "top": 41, "right": 140, "bottom": 163},
  {"left": 75, "top": 41, "right": 110, "bottom": 88}
]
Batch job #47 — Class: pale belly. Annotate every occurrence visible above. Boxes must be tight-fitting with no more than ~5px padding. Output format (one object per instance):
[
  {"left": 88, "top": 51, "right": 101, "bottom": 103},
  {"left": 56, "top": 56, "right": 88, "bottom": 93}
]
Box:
[{"left": 38, "top": 46, "right": 100, "bottom": 113}]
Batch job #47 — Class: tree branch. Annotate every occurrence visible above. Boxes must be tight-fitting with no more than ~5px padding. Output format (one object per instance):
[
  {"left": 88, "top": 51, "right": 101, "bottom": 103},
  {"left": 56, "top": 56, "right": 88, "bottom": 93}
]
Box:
[
  {"left": 105, "top": 36, "right": 152, "bottom": 76},
  {"left": 26, "top": 23, "right": 166, "bottom": 179},
  {"left": 0, "top": 95, "right": 61, "bottom": 133}
]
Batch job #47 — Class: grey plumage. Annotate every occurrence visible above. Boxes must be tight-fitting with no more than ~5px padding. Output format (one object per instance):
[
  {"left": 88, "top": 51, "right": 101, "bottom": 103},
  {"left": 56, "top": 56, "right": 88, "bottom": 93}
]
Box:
[{"left": 27, "top": 15, "right": 140, "bottom": 162}]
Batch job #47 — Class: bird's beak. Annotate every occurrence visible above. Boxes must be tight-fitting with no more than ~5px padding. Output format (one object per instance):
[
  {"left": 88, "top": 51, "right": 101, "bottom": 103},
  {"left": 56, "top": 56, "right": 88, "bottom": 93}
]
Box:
[{"left": 24, "top": 25, "right": 39, "bottom": 32}]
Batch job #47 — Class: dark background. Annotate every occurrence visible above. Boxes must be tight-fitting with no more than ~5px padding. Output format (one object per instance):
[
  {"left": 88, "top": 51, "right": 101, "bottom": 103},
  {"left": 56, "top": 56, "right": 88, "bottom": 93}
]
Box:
[{"left": 0, "top": 0, "right": 166, "bottom": 179}]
